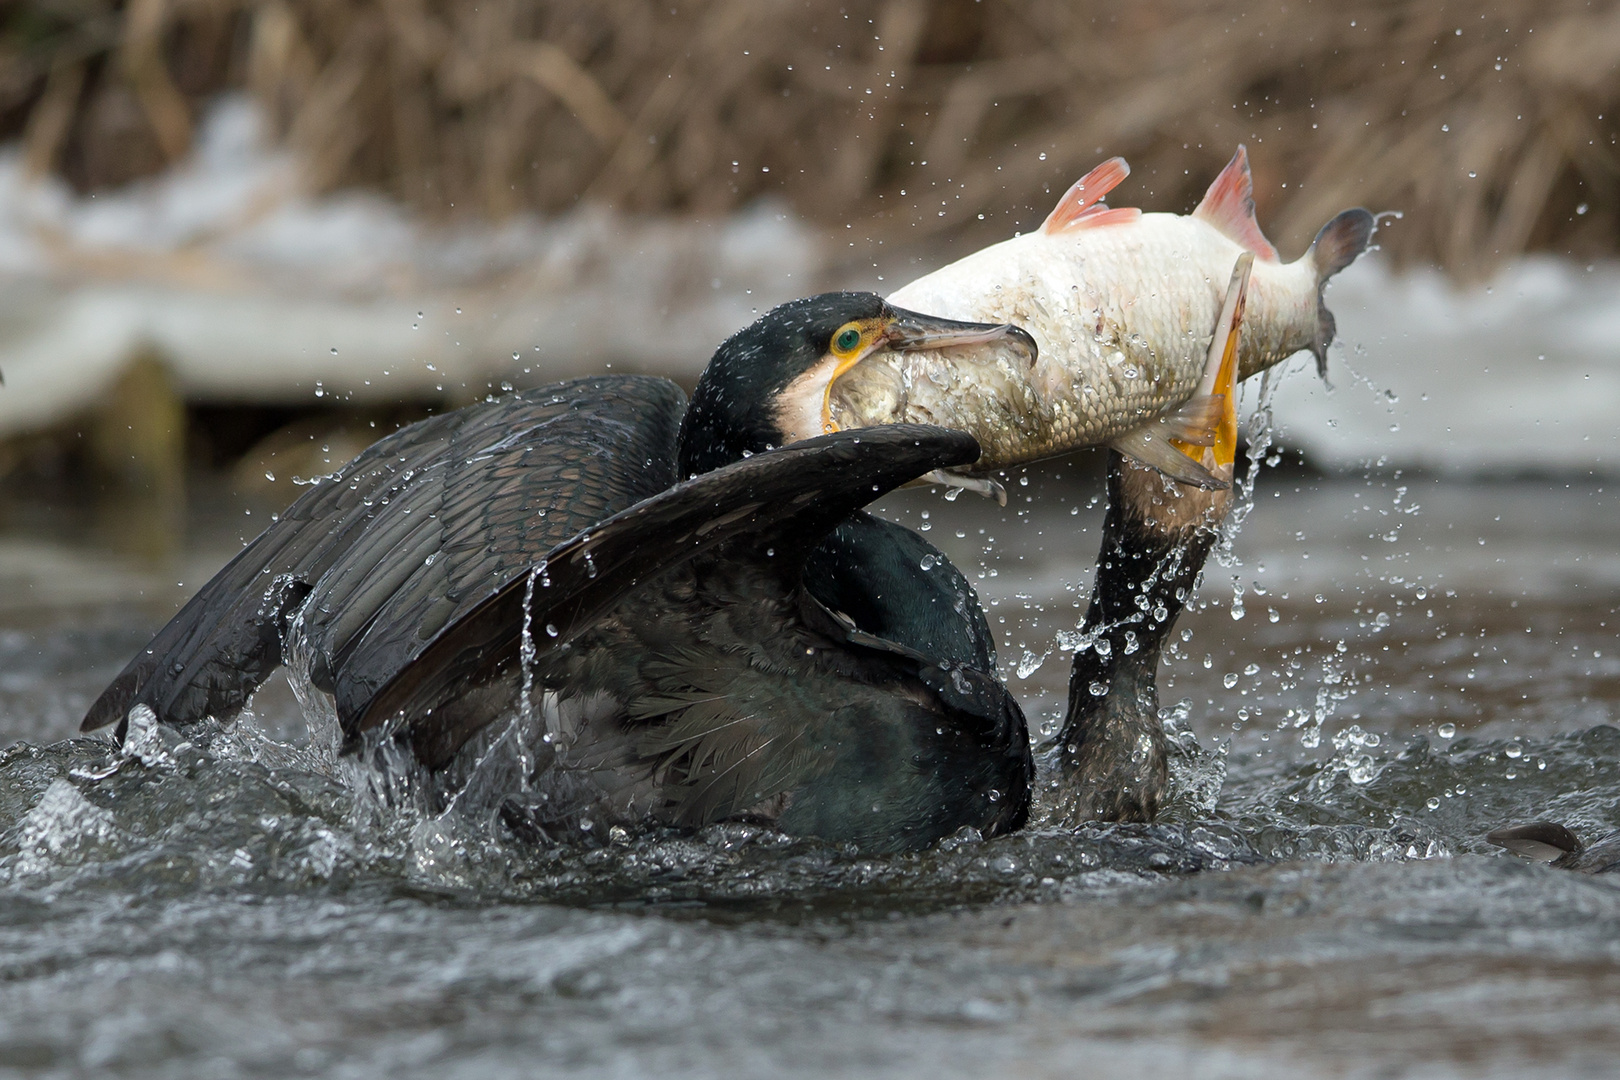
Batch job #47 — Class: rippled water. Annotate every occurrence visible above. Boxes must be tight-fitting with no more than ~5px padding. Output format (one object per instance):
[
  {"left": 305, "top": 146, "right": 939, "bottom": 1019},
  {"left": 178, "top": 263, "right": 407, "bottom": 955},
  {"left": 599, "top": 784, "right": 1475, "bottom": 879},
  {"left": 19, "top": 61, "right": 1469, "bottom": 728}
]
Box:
[{"left": 2, "top": 467, "right": 1618, "bottom": 1078}]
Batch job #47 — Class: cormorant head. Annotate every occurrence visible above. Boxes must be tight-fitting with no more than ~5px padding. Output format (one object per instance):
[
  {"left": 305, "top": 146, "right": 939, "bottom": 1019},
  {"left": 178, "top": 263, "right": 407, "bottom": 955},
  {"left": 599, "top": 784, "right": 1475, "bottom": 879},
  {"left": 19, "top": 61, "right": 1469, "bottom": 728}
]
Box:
[{"left": 678, "top": 292, "right": 1034, "bottom": 477}]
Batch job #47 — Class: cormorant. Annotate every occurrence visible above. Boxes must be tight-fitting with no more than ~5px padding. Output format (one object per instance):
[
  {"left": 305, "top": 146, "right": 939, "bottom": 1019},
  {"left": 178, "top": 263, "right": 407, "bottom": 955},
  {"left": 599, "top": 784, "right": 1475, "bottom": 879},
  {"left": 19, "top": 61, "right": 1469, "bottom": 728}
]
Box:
[
  {"left": 1039, "top": 255, "right": 1251, "bottom": 824},
  {"left": 82, "top": 296, "right": 1036, "bottom": 852}
]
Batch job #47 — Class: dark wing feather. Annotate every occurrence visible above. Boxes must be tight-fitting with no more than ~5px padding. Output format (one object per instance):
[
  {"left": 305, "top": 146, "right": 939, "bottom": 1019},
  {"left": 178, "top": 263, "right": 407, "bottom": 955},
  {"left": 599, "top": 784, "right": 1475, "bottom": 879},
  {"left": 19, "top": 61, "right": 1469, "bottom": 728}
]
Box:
[
  {"left": 81, "top": 406, "right": 484, "bottom": 734},
  {"left": 305, "top": 379, "right": 683, "bottom": 712},
  {"left": 82, "top": 375, "right": 686, "bottom": 736},
  {"left": 804, "top": 512, "right": 997, "bottom": 673},
  {"left": 350, "top": 424, "right": 982, "bottom": 757}
]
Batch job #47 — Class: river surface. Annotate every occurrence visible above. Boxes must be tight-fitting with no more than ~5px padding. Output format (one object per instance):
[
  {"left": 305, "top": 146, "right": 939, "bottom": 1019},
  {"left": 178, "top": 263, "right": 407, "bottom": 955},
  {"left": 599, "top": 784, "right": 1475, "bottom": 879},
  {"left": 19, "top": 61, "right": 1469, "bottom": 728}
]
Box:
[{"left": 1, "top": 458, "right": 1617, "bottom": 1078}]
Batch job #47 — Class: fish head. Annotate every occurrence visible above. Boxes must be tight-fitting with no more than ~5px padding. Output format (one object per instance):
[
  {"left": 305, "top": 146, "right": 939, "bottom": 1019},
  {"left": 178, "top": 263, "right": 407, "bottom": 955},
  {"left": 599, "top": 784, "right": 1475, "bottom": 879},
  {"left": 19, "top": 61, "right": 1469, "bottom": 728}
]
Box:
[
  {"left": 679, "top": 293, "right": 1033, "bottom": 477},
  {"left": 777, "top": 303, "right": 1037, "bottom": 445}
]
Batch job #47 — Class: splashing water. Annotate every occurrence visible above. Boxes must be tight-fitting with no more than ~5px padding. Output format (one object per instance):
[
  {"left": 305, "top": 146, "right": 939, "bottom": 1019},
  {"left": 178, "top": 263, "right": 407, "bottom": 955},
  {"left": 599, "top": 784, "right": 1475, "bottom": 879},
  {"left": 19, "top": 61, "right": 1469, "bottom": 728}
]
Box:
[{"left": 1, "top": 457, "right": 1618, "bottom": 1076}]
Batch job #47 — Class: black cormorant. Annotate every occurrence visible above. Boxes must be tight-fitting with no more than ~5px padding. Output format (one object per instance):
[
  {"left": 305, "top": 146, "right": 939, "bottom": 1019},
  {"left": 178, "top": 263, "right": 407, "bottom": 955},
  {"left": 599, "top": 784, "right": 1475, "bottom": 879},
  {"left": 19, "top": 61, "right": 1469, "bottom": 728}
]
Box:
[
  {"left": 83, "top": 296, "right": 1036, "bottom": 852},
  {"left": 1039, "top": 255, "right": 1251, "bottom": 824}
]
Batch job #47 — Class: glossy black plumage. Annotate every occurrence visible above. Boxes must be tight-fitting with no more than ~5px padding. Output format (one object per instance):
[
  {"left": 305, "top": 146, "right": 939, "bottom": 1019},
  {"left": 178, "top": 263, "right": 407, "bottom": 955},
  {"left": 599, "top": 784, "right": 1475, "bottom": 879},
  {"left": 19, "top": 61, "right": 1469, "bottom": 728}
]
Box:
[
  {"left": 680, "top": 291, "right": 1007, "bottom": 681},
  {"left": 802, "top": 512, "right": 995, "bottom": 675},
  {"left": 678, "top": 292, "right": 887, "bottom": 477},
  {"left": 1042, "top": 453, "right": 1226, "bottom": 825},
  {"left": 83, "top": 376, "right": 686, "bottom": 739},
  {"left": 83, "top": 294, "right": 1034, "bottom": 852},
  {"left": 355, "top": 421, "right": 1028, "bottom": 849}
]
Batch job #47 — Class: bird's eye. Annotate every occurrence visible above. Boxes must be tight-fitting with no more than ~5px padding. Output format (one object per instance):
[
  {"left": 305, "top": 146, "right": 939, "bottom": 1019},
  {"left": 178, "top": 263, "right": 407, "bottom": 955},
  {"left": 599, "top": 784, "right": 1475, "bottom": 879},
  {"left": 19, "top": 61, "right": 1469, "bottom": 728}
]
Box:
[{"left": 834, "top": 327, "right": 862, "bottom": 354}]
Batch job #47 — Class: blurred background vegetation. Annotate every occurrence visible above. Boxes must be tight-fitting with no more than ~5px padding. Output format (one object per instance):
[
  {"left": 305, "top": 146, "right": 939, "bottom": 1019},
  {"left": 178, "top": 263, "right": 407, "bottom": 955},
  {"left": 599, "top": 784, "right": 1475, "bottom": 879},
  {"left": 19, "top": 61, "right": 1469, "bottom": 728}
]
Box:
[{"left": 3, "top": 0, "right": 1617, "bottom": 277}]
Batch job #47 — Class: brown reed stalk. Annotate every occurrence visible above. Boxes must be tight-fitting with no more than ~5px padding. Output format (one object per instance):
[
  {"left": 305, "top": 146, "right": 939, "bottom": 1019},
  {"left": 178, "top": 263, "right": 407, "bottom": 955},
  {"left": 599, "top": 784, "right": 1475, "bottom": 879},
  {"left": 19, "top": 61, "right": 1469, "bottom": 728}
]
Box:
[{"left": 0, "top": 0, "right": 1615, "bottom": 276}]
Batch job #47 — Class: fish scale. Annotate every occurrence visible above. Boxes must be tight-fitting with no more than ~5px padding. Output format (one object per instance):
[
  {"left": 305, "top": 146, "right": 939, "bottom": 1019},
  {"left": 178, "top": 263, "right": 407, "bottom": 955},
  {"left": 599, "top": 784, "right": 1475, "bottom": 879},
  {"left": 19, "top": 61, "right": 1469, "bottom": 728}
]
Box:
[{"left": 831, "top": 148, "right": 1373, "bottom": 477}]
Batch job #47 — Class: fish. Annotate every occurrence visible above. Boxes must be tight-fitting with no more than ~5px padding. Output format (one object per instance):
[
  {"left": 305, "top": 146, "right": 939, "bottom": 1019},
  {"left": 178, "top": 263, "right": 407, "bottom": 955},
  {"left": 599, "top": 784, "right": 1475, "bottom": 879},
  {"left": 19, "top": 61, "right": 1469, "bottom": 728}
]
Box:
[{"left": 827, "top": 146, "right": 1374, "bottom": 488}]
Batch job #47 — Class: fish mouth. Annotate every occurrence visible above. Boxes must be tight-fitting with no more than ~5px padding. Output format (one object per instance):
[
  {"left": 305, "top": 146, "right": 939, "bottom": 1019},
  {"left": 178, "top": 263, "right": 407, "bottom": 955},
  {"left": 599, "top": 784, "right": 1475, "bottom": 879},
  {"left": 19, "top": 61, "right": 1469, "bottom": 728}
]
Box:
[{"left": 882, "top": 307, "right": 1038, "bottom": 359}]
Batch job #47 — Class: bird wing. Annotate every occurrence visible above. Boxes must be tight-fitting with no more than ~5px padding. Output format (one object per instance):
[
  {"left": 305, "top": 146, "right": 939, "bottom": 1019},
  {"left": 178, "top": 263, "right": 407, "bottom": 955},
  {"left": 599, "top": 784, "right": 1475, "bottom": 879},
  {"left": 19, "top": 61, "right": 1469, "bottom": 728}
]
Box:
[
  {"left": 803, "top": 511, "right": 998, "bottom": 674},
  {"left": 302, "top": 377, "right": 683, "bottom": 715},
  {"left": 349, "top": 424, "right": 982, "bottom": 763},
  {"left": 82, "top": 376, "right": 685, "bottom": 738}
]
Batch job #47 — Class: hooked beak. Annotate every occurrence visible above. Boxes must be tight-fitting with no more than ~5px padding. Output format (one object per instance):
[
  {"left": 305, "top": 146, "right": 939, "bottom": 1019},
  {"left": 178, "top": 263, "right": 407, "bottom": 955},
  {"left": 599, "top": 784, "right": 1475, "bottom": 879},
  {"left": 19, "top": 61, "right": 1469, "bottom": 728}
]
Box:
[
  {"left": 1169, "top": 253, "right": 1249, "bottom": 483},
  {"left": 884, "top": 307, "right": 1038, "bottom": 361},
  {"left": 804, "top": 305, "right": 1040, "bottom": 445}
]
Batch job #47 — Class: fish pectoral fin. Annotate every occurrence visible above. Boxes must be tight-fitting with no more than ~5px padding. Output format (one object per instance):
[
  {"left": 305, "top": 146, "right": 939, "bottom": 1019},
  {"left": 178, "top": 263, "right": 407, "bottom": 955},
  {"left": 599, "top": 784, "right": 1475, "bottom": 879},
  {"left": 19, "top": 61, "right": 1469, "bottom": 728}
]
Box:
[
  {"left": 1042, "top": 157, "right": 1131, "bottom": 234},
  {"left": 1108, "top": 427, "right": 1228, "bottom": 491},
  {"left": 918, "top": 469, "right": 1008, "bottom": 507},
  {"left": 1159, "top": 393, "right": 1224, "bottom": 447}
]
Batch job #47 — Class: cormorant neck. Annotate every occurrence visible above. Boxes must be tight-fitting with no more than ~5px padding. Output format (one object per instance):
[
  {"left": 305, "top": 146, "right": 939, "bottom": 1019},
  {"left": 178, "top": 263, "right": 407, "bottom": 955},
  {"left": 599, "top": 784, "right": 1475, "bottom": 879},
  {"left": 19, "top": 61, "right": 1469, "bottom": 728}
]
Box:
[
  {"left": 677, "top": 392, "right": 771, "bottom": 478},
  {"left": 1045, "top": 452, "right": 1225, "bottom": 824}
]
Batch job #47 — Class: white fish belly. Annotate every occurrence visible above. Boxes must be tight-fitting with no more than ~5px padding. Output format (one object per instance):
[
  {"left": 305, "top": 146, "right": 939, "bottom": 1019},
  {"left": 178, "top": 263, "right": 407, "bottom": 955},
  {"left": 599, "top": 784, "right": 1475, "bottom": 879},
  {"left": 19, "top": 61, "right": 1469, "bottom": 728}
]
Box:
[{"left": 852, "top": 215, "right": 1319, "bottom": 467}]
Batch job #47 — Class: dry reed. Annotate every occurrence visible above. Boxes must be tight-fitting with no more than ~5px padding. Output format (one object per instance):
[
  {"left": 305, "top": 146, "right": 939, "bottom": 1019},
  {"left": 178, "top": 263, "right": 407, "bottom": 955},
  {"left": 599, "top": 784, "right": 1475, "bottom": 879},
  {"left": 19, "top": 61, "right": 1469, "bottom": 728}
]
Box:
[{"left": 2, "top": 0, "right": 1617, "bottom": 276}]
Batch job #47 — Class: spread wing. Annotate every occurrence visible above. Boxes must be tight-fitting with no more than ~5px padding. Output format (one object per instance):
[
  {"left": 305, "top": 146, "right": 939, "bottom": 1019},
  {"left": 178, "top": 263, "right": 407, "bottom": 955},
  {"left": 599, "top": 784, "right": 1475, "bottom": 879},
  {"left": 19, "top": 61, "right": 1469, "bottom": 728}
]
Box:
[
  {"left": 82, "top": 375, "right": 686, "bottom": 737},
  {"left": 349, "top": 424, "right": 983, "bottom": 763}
]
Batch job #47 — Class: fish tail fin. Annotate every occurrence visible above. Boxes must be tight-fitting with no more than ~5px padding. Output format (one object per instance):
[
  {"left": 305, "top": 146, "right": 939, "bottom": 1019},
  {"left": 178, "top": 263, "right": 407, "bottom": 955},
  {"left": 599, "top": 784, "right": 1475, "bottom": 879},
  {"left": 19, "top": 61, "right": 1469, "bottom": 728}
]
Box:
[{"left": 1305, "top": 207, "right": 1376, "bottom": 380}]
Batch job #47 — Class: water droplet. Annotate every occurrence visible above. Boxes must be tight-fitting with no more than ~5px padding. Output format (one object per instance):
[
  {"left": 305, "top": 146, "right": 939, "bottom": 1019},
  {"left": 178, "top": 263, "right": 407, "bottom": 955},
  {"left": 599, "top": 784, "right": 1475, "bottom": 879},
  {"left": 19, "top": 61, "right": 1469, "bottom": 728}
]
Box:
[
  {"left": 545, "top": 623, "right": 559, "bottom": 638},
  {"left": 1426, "top": 797, "right": 1441, "bottom": 810},
  {"left": 1089, "top": 681, "right": 1108, "bottom": 697},
  {"left": 1223, "top": 672, "right": 1239, "bottom": 689},
  {"left": 1437, "top": 722, "right": 1456, "bottom": 739},
  {"left": 919, "top": 554, "right": 938, "bottom": 570}
]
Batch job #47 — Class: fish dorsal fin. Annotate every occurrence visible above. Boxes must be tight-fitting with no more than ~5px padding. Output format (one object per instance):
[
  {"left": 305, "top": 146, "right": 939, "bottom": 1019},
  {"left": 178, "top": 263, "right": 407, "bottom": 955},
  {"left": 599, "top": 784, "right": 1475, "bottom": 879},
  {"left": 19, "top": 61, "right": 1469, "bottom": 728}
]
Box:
[
  {"left": 1042, "top": 158, "right": 1132, "bottom": 234},
  {"left": 1193, "top": 146, "right": 1279, "bottom": 262}
]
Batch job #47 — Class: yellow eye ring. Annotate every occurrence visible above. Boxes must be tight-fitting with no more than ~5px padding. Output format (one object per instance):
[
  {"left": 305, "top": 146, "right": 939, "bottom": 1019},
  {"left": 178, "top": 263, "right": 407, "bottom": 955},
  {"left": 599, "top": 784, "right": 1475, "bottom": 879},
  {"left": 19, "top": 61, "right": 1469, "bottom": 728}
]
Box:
[{"left": 832, "top": 325, "right": 863, "bottom": 355}]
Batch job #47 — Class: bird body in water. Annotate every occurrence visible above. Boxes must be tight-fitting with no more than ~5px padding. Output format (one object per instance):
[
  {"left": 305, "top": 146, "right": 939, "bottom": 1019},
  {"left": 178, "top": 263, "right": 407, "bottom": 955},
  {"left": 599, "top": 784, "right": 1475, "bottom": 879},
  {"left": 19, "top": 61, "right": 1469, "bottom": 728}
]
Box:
[
  {"left": 85, "top": 259, "right": 1259, "bottom": 848},
  {"left": 84, "top": 298, "right": 1035, "bottom": 853}
]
